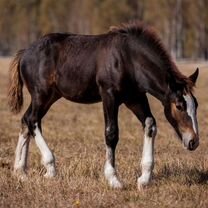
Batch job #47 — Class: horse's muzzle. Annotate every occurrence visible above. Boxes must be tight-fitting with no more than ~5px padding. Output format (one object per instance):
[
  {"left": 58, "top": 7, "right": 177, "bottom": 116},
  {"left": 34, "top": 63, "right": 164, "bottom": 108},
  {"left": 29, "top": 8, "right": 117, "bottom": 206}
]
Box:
[
  {"left": 187, "top": 139, "right": 199, "bottom": 151},
  {"left": 182, "top": 134, "right": 199, "bottom": 151}
]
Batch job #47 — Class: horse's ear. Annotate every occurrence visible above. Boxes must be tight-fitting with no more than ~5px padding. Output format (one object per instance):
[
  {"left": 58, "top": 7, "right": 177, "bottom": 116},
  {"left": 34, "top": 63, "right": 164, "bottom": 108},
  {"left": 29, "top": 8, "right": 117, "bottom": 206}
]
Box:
[{"left": 189, "top": 68, "right": 199, "bottom": 84}]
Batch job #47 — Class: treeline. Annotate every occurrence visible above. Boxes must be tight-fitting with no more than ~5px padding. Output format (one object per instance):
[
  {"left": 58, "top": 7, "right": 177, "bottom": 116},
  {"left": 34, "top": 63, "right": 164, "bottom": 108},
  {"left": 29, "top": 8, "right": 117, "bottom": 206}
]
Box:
[{"left": 0, "top": 0, "right": 208, "bottom": 59}]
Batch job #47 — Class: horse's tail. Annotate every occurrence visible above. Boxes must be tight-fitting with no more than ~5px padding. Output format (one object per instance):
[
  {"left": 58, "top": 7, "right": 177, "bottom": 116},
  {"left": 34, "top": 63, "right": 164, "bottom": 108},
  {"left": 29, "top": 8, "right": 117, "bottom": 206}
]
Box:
[{"left": 8, "top": 49, "right": 25, "bottom": 114}]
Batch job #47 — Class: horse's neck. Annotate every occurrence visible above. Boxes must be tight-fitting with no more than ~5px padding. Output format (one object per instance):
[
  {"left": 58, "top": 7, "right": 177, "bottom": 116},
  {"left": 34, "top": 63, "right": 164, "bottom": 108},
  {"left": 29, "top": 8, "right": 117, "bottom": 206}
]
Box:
[
  {"left": 146, "top": 79, "right": 169, "bottom": 104},
  {"left": 135, "top": 66, "right": 170, "bottom": 104},
  {"left": 145, "top": 70, "right": 184, "bottom": 105},
  {"left": 129, "top": 43, "right": 178, "bottom": 104}
]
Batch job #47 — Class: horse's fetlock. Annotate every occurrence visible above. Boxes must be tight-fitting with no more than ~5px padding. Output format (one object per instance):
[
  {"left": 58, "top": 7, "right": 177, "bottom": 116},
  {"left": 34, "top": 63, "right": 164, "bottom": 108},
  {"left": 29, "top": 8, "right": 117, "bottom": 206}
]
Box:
[
  {"left": 145, "top": 117, "right": 157, "bottom": 137},
  {"left": 141, "top": 161, "right": 154, "bottom": 172},
  {"left": 42, "top": 152, "right": 55, "bottom": 166}
]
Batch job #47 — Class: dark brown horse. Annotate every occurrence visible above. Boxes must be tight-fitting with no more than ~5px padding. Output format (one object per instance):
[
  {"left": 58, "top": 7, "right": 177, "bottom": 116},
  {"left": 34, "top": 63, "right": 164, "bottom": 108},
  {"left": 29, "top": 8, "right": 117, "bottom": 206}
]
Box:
[{"left": 8, "top": 22, "right": 199, "bottom": 189}]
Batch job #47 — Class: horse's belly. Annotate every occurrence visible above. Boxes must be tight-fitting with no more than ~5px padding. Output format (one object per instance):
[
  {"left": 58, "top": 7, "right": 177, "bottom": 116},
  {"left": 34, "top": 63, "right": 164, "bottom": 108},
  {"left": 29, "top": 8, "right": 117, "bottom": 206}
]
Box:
[
  {"left": 57, "top": 83, "right": 101, "bottom": 104},
  {"left": 64, "top": 92, "right": 101, "bottom": 104},
  {"left": 56, "top": 62, "right": 101, "bottom": 103}
]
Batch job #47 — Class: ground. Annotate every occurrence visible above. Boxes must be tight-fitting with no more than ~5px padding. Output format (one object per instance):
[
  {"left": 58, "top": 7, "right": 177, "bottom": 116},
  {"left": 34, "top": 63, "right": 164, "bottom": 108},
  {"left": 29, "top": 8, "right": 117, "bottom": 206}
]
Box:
[{"left": 0, "top": 58, "right": 208, "bottom": 208}]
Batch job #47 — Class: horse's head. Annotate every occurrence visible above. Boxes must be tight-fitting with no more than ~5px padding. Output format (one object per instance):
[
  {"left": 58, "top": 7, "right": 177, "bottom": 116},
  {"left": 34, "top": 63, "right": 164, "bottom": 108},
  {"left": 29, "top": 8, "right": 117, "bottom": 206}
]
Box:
[{"left": 164, "top": 68, "right": 199, "bottom": 151}]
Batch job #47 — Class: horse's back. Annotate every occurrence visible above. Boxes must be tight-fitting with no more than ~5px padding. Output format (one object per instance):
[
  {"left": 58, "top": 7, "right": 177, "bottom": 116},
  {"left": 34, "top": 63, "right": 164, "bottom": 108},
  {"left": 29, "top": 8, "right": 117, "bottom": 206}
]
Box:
[
  {"left": 19, "top": 33, "right": 112, "bottom": 103},
  {"left": 19, "top": 31, "right": 134, "bottom": 104}
]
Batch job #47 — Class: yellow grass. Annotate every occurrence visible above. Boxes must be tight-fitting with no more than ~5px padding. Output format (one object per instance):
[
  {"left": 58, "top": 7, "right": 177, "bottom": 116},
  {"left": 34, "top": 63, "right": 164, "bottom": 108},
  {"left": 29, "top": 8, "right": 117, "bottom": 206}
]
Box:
[{"left": 0, "top": 58, "right": 208, "bottom": 207}]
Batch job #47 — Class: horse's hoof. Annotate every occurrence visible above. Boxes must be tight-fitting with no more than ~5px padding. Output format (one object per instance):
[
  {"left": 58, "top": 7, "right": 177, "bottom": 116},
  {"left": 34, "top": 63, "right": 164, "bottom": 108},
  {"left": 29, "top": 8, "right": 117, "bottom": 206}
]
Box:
[
  {"left": 137, "top": 177, "right": 150, "bottom": 191},
  {"left": 111, "top": 182, "right": 123, "bottom": 189},
  {"left": 13, "top": 169, "right": 28, "bottom": 181},
  {"left": 44, "top": 164, "right": 56, "bottom": 178},
  {"left": 44, "top": 172, "right": 56, "bottom": 178},
  {"left": 108, "top": 177, "right": 123, "bottom": 189}
]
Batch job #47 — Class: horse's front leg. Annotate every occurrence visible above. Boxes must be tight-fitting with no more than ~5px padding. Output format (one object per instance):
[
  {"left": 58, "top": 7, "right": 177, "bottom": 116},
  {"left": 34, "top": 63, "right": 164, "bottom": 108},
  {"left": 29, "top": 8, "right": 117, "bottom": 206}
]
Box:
[
  {"left": 125, "top": 95, "right": 157, "bottom": 190},
  {"left": 101, "top": 89, "right": 122, "bottom": 189},
  {"left": 138, "top": 117, "right": 157, "bottom": 190},
  {"left": 21, "top": 98, "right": 56, "bottom": 178}
]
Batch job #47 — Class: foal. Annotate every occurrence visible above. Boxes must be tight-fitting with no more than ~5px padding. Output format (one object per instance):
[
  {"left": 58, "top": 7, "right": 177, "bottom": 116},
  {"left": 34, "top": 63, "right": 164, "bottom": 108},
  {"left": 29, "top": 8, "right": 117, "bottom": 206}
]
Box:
[{"left": 8, "top": 22, "right": 199, "bottom": 189}]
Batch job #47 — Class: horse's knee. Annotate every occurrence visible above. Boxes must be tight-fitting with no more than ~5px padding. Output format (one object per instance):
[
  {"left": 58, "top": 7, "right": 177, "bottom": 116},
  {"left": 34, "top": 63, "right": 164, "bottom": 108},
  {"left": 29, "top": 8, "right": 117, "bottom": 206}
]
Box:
[
  {"left": 105, "top": 125, "right": 118, "bottom": 148},
  {"left": 144, "top": 117, "right": 157, "bottom": 138}
]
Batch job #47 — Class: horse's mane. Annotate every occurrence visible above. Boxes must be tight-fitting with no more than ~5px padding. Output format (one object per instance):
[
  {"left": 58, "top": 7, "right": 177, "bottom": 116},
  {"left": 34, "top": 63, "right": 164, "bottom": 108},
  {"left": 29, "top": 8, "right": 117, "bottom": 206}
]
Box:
[{"left": 109, "top": 22, "right": 194, "bottom": 92}]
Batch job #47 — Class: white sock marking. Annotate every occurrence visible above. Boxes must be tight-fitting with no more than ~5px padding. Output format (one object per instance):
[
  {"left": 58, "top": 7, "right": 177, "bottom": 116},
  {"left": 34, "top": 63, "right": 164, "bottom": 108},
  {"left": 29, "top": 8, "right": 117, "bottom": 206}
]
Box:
[
  {"left": 138, "top": 118, "right": 156, "bottom": 189},
  {"left": 14, "top": 133, "right": 29, "bottom": 172},
  {"left": 104, "top": 147, "right": 122, "bottom": 188},
  {"left": 34, "top": 123, "right": 56, "bottom": 177}
]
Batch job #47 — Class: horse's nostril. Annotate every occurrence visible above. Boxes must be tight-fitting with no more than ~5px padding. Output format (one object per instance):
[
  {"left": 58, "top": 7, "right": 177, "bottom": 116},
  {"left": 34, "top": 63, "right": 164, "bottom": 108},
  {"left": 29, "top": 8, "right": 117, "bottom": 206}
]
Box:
[{"left": 188, "top": 140, "right": 195, "bottom": 150}]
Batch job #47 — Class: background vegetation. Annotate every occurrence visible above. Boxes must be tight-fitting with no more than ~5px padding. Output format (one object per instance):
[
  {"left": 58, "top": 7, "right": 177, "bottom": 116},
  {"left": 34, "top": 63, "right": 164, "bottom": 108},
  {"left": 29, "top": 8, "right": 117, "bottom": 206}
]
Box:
[{"left": 0, "top": 0, "right": 208, "bottom": 59}]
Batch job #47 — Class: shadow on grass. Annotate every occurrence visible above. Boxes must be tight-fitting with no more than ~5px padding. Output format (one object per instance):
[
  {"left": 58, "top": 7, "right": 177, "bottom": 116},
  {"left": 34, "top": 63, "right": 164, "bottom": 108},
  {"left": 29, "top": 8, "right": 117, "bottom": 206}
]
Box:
[{"left": 156, "top": 164, "right": 208, "bottom": 185}]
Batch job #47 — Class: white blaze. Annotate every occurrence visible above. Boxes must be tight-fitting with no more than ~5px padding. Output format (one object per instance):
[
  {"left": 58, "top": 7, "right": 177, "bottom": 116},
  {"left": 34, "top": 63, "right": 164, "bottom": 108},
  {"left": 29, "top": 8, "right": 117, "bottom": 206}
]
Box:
[{"left": 183, "top": 94, "right": 198, "bottom": 135}]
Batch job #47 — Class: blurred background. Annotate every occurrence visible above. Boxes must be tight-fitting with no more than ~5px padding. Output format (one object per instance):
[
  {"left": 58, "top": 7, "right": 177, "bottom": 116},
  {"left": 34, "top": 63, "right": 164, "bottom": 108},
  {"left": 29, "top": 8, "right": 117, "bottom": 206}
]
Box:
[{"left": 0, "top": 0, "right": 208, "bottom": 60}]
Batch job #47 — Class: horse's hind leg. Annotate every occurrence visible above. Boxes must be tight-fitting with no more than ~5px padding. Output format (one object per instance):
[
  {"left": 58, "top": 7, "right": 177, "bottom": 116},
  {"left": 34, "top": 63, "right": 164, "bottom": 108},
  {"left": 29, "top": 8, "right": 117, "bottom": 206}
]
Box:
[
  {"left": 125, "top": 95, "right": 157, "bottom": 190},
  {"left": 14, "top": 104, "right": 31, "bottom": 179},
  {"left": 101, "top": 89, "right": 122, "bottom": 188},
  {"left": 23, "top": 91, "right": 60, "bottom": 177},
  {"left": 31, "top": 92, "right": 60, "bottom": 177}
]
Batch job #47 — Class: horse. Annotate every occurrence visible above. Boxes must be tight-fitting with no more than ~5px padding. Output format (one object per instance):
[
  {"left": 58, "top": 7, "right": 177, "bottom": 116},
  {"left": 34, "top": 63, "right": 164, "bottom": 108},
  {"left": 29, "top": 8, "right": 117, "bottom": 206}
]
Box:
[{"left": 8, "top": 22, "right": 199, "bottom": 190}]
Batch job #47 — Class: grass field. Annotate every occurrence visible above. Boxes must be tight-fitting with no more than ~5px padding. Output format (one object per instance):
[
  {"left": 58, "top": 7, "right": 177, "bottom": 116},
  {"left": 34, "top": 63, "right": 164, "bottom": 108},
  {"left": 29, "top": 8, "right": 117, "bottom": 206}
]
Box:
[{"left": 0, "top": 58, "right": 208, "bottom": 208}]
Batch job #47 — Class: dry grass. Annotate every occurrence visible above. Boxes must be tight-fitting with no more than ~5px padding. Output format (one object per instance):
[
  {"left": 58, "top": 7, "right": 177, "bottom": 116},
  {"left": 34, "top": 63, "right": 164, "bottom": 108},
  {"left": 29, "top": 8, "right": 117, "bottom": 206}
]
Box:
[{"left": 0, "top": 58, "right": 208, "bottom": 208}]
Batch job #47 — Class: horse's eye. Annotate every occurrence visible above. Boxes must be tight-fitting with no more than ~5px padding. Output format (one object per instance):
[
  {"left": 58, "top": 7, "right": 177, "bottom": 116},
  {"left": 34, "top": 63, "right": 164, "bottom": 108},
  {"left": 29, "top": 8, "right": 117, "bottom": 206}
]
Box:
[{"left": 176, "top": 104, "right": 183, "bottom": 111}]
